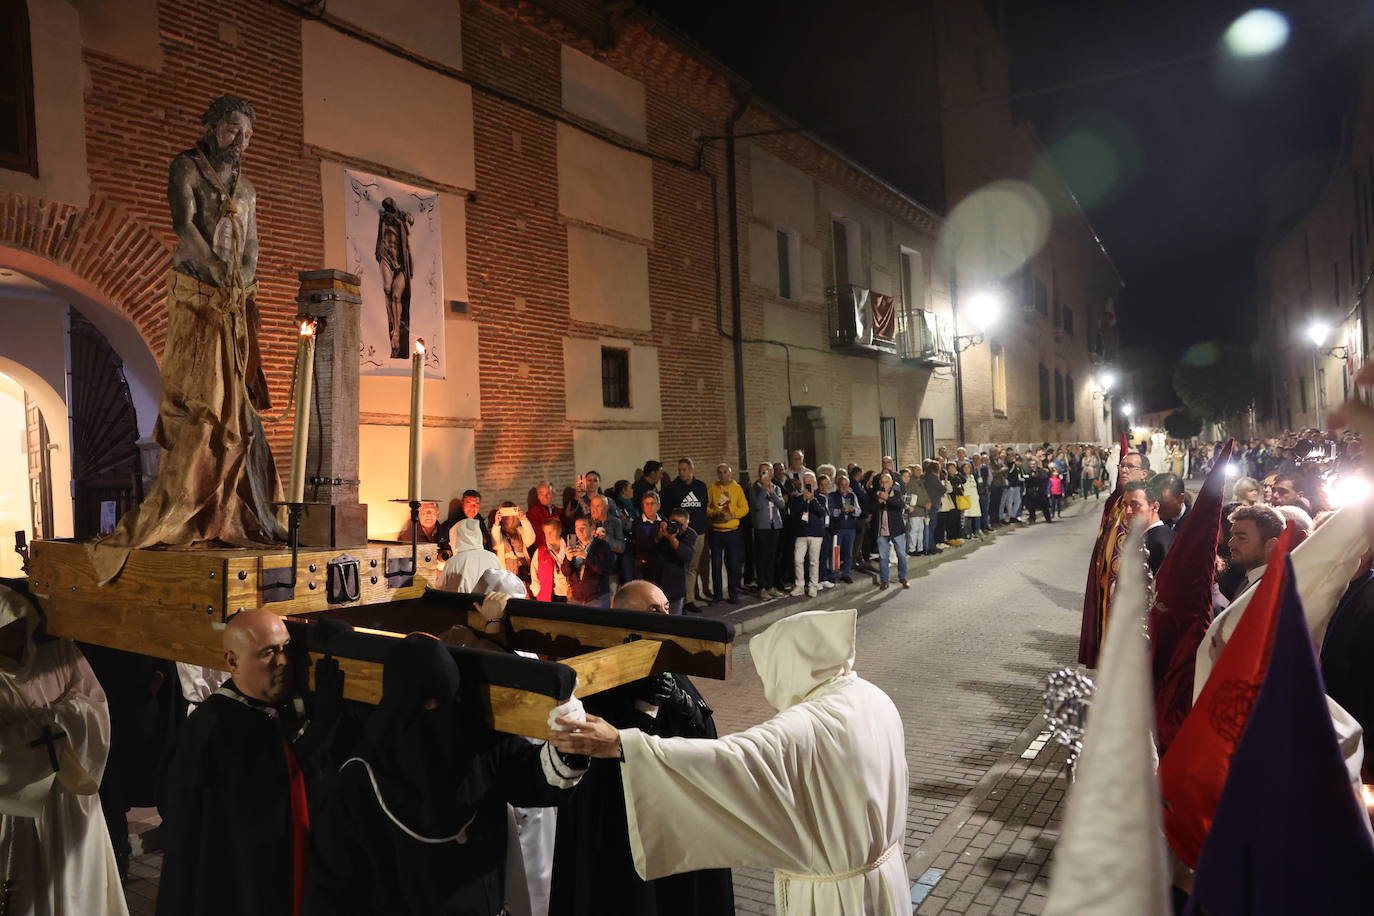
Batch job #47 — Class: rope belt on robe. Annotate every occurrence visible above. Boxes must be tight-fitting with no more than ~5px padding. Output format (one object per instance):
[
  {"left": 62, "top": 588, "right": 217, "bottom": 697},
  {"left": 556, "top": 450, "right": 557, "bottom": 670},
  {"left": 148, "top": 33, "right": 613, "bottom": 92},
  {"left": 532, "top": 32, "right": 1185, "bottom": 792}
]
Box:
[{"left": 774, "top": 842, "right": 901, "bottom": 884}]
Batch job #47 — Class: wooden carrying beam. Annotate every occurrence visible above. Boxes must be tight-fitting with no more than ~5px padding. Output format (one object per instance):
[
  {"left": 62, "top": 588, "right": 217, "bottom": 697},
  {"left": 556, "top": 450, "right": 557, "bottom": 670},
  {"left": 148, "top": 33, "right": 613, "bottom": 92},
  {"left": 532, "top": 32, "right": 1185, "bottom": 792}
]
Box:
[
  {"left": 295, "top": 621, "right": 582, "bottom": 739},
  {"left": 321, "top": 591, "right": 735, "bottom": 680}
]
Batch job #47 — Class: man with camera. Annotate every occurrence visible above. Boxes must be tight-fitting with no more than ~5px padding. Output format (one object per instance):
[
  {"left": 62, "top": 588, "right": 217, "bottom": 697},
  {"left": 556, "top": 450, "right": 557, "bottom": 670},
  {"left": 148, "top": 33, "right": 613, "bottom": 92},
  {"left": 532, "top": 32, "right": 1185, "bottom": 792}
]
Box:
[
  {"left": 655, "top": 509, "right": 700, "bottom": 614},
  {"left": 562, "top": 516, "right": 616, "bottom": 608}
]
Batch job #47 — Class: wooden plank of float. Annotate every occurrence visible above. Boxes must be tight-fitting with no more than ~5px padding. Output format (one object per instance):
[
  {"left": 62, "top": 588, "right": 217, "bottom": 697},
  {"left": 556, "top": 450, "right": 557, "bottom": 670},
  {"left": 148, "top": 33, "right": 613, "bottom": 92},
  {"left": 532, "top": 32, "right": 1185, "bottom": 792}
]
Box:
[
  {"left": 562, "top": 640, "right": 665, "bottom": 696},
  {"left": 463, "top": 608, "right": 732, "bottom": 680}
]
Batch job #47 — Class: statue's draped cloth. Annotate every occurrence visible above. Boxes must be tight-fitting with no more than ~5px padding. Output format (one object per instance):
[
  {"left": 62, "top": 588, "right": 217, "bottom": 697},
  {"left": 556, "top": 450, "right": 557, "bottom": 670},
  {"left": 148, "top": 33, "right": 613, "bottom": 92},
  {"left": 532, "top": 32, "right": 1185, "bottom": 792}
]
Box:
[{"left": 90, "top": 270, "right": 284, "bottom": 584}]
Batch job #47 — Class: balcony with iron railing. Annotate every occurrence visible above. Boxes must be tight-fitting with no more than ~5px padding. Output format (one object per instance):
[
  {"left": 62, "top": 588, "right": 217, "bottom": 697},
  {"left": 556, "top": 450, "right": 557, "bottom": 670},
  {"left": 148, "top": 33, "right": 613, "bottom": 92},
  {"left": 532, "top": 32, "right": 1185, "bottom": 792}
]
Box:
[{"left": 825, "top": 284, "right": 954, "bottom": 366}]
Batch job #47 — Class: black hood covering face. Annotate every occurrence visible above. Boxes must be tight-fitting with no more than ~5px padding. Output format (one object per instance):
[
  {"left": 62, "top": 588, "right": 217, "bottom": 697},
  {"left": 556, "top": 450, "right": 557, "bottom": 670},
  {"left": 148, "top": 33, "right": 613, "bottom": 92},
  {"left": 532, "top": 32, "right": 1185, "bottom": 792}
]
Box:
[{"left": 356, "top": 633, "right": 467, "bottom": 837}]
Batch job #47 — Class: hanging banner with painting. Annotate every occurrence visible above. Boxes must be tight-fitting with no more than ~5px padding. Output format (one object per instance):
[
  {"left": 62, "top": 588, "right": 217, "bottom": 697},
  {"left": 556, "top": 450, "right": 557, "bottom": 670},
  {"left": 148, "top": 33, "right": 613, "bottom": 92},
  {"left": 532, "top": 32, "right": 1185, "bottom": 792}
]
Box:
[{"left": 344, "top": 169, "right": 445, "bottom": 378}]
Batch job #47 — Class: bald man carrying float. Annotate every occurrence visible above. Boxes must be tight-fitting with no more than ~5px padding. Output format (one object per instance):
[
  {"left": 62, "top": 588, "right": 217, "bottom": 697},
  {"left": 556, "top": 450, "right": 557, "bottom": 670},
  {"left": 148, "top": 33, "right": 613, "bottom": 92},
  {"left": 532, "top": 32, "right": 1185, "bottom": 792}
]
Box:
[{"left": 158, "top": 610, "right": 346, "bottom": 916}]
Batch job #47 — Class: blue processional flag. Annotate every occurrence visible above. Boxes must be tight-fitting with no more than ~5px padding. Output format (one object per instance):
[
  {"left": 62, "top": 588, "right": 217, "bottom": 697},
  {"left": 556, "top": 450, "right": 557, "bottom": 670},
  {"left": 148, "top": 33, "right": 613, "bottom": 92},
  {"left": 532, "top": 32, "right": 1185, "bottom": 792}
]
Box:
[{"left": 1185, "top": 553, "right": 1374, "bottom": 915}]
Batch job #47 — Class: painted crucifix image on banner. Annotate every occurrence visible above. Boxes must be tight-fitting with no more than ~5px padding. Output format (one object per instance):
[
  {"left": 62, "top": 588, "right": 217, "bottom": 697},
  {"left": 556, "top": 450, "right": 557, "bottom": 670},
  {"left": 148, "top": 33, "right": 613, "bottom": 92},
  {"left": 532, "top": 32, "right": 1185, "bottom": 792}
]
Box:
[{"left": 344, "top": 169, "right": 445, "bottom": 378}]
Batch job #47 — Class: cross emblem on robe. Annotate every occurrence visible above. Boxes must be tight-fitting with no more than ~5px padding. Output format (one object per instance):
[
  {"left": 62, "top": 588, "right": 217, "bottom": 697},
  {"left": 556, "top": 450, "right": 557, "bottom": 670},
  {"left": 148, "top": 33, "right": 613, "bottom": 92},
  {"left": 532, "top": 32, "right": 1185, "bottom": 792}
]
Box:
[{"left": 28, "top": 724, "right": 67, "bottom": 774}]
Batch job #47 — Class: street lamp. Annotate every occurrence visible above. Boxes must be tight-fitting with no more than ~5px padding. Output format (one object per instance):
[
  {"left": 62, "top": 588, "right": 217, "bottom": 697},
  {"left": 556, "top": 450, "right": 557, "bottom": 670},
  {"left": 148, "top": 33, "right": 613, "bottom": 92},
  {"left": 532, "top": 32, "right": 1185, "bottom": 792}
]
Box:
[
  {"left": 1307, "top": 321, "right": 1330, "bottom": 427},
  {"left": 1097, "top": 371, "right": 1116, "bottom": 393},
  {"left": 1122, "top": 402, "right": 1134, "bottom": 419},
  {"left": 954, "top": 291, "right": 1002, "bottom": 352}
]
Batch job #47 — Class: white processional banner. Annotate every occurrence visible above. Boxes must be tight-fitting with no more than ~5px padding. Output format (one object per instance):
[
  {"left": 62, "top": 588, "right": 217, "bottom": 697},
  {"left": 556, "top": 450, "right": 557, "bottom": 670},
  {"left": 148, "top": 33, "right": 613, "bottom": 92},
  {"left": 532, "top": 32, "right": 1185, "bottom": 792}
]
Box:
[{"left": 344, "top": 169, "right": 445, "bottom": 378}]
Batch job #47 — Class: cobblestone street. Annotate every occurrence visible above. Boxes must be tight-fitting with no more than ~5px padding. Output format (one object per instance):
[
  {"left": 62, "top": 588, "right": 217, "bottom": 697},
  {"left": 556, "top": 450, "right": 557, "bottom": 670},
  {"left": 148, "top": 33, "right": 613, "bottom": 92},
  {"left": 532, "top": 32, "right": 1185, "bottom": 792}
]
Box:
[{"left": 697, "top": 501, "right": 1101, "bottom": 914}]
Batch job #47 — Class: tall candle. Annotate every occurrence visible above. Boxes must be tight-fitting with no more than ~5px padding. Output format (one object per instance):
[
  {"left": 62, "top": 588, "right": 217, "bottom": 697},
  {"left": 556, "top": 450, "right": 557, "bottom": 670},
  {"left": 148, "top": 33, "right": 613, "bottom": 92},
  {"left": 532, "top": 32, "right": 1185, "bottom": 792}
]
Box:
[
  {"left": 408, "top": 337, "right": 426, "bottom": 502},
  {"left": 288, "top": 319, "right": 316, "bottom": 503}
]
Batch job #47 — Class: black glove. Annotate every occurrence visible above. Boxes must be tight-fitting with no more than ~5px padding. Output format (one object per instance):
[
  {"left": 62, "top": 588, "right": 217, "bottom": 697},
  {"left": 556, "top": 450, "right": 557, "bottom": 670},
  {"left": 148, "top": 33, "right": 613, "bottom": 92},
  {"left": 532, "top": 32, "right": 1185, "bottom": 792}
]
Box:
[{"left": 640, "top": 673, "right": 679, "bottom": 708}]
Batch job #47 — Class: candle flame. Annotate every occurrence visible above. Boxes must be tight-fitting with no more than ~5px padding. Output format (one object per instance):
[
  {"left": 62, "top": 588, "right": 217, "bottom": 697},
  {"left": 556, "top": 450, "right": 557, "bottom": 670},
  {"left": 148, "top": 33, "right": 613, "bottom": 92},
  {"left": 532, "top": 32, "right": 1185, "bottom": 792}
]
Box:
[
  {"left": 414, "top": 337, "right": 426, "bottom": 355},
  {"left": 298, "top": 319, "right": 316, "bottom": 337}
]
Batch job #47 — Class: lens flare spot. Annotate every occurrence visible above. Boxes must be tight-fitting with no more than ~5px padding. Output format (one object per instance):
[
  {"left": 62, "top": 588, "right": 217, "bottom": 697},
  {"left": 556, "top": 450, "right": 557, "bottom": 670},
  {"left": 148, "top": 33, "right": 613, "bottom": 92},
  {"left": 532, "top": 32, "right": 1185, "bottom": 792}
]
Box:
[{"left": 1224, "top": 9, "right": 1289, "bottom": 57}]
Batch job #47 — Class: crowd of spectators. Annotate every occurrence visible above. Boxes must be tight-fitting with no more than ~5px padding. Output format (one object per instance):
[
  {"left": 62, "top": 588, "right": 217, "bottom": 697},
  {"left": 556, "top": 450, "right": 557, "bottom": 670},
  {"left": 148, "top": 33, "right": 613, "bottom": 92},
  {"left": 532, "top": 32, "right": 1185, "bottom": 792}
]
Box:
[{"left": 421, "top": 441, "right": 1115, "bottom": 613}]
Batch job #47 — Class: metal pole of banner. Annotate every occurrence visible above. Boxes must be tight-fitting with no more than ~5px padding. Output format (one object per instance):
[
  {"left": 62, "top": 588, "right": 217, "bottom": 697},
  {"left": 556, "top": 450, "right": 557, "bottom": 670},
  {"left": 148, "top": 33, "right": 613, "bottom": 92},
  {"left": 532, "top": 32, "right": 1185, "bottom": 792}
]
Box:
[{"left": 725, "top": 94, "right": 750, "bottom": 476}]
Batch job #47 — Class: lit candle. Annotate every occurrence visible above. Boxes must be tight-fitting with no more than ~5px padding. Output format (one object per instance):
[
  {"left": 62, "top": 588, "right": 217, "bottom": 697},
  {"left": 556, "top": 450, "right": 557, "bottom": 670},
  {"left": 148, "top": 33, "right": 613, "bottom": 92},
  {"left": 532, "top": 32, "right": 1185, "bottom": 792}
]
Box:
[
  {"left": 288, "top": 319, "right": 317, "bottom": 503},
  {"left": 408, "top": 338, "right": 426, "bottom": 502}
]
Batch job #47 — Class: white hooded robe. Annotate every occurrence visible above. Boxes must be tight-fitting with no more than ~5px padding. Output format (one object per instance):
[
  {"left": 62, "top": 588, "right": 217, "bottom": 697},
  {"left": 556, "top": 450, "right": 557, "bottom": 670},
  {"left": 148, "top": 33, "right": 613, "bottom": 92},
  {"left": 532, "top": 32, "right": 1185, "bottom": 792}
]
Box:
[
  {"left": 0, "top": 584, "right": 127, "bottom": 916},
  {"left": 617, "top": 608, "right": 910, "bottom": 915}
]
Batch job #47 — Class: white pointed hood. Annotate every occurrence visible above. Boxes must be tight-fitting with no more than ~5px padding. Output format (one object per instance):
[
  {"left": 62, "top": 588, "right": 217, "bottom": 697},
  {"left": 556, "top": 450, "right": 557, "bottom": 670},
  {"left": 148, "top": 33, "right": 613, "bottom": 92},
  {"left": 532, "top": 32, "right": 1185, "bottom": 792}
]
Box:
[
  {"left": 752, "top": 608, "right": 857, "bottom": 711},
  {"left": 451, "top": 518, "right": 485, "bottom": 552},
  {"left": 0, "top": 582, "right": 41, "bottom": 676}
]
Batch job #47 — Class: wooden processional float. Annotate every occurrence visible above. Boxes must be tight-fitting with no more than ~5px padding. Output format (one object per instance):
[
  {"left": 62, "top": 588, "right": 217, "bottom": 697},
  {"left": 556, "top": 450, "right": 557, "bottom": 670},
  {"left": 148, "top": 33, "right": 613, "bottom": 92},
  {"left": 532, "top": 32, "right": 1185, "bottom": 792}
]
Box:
[{"left": 23, "top": 270, "right": 733, "bottom": 738}]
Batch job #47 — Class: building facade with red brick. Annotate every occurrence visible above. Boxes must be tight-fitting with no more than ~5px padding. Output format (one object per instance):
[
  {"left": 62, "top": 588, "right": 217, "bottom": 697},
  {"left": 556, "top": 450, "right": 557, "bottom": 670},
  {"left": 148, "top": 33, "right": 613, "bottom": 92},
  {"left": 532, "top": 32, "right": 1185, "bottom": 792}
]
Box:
[{"left": 0, "top": 0, "right": 1115, "bottom": 551}]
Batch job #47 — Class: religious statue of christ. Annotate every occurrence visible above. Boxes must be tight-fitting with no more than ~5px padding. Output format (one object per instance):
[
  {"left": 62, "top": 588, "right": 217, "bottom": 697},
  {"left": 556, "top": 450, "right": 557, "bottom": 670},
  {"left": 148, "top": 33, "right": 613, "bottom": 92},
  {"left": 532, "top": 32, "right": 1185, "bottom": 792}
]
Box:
[{"left": 91, "top": 95, "right": 286, "bottom": 584}]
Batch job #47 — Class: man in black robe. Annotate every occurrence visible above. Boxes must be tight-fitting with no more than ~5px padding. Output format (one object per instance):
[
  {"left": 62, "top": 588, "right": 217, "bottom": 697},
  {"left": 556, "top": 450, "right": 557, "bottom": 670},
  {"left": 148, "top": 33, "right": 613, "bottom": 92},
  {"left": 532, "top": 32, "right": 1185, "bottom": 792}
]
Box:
[
  {"left": 304, "top": 633, "right": 588, "bottom": 914},
  {"left": 549, "top": 581, "right": 734, "bottom": 916},
  {"left": 157, "top": 609, "right": 347, "bottom": 916},
  {"left": 78, "top": 644, "right": 177, "bottom": 880}
]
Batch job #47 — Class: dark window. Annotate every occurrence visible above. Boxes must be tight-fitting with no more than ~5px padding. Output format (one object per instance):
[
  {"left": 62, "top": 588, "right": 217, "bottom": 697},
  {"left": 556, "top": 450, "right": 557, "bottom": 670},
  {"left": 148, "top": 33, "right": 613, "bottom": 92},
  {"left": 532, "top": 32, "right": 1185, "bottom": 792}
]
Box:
[
  {"left": 0, "top": 0, "right": 38, "bottom": 176},
  {"left": 1054, "top": 369, "right": 1064, "bottom": 421},
  {"left": 1066, "top": 374, "right": 1076, "bottom": 423},
  {"left": 918, "top": 418, "right": 936, "bottom": 462},
  {"left": 600, "top": 347, "right": 630, "bottom": 408},
  {"left": 1034, "top": 279, "right": 1049, "bottom": 315},
  {"left": 1063, "top": 306, "right": 1074, "bottom": 336},
  {"left": 880, "top": 416, "right": 897, "bottom": 464},
  {"left": 777, "top": 229, "right": 792, "bottom": 299},
  {"left": 832, "top": 220, "right": 851, "bottom": 287},
  {"left": 1299, "top": 375, "right": 1308, "bottom": 413},
  {"left": 1039, "top": 364, "right": 1051, "bottom": 420}
]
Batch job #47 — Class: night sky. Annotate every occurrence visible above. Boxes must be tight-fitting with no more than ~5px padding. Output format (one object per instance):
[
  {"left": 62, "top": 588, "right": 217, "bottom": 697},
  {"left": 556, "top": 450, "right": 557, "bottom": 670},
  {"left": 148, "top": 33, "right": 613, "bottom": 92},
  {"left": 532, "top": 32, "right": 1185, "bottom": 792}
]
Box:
[{"left": 642, "top": 0, "right": 1372, "bottom": 409}]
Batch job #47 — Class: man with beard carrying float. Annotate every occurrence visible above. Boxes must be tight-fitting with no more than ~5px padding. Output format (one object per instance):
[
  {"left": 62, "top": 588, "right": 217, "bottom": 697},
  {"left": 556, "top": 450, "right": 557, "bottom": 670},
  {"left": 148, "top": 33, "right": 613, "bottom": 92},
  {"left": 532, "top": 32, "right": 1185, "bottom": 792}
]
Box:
[{"left": 91, "top": 95, "right": 285, "bottom": 584}]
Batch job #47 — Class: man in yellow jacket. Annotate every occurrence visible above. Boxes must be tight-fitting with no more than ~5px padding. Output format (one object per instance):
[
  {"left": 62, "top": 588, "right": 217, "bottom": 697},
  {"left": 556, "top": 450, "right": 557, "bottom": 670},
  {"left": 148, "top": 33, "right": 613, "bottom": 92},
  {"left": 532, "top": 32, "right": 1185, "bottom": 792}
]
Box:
[{"left": 706, "top": 463, "right": 750, "bottom": 605}]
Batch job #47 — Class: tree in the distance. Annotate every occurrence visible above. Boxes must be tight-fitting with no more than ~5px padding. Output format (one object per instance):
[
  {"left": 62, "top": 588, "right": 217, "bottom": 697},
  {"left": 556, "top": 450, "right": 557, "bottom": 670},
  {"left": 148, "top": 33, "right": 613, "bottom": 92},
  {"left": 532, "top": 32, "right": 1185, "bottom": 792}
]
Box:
[
  {"left": 1163, "top": 408, "right": 1204, "bottom": 440},
  {"left": 1172, "top": 343, "right": 1255, "bottom": 434}
]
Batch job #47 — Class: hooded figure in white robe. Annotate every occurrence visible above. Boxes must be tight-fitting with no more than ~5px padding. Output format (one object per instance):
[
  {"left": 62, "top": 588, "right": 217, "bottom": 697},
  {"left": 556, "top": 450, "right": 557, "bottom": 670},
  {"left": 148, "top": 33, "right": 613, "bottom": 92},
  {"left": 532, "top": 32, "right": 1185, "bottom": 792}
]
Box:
[
  {"left": 0, "top": 583, "right": 128, "bottom": 916},
  {"left": 438, "top": 519, "right": 502, "bottom": 594},
  {"left": 617, "top": 608, "right": 909, "bottom": 915}
]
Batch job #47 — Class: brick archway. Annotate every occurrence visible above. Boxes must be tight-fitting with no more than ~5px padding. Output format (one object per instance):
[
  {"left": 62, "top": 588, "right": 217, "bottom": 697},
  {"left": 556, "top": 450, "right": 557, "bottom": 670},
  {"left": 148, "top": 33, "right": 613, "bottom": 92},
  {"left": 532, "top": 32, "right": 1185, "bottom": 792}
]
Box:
[{"left": 0, "top": 191, "right": 172, "bottom": 359}]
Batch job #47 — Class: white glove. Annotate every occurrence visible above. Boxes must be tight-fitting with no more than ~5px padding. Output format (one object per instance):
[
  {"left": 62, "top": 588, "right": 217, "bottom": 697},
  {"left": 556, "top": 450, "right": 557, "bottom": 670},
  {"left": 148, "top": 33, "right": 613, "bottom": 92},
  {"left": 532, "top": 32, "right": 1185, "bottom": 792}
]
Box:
[{"left": 547, "top": 694, "right": 586, "bottom": 731}]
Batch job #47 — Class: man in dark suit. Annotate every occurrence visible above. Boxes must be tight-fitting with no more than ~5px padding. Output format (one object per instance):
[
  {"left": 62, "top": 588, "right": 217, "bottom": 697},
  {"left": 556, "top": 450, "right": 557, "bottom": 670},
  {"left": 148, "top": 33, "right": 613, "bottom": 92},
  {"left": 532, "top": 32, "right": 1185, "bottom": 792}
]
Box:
[{"left": 1122, "top": 480, "right": 1173, "bottom": 574}]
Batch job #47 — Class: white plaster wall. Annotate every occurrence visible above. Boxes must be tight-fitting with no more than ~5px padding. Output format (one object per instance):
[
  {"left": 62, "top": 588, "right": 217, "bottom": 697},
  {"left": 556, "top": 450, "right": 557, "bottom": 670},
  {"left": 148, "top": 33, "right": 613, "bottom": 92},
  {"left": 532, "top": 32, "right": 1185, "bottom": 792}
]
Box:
[
  {"left": 761, "top": 301, "right": 828, "bottom": 351},
  {"left": 326, "top": 0, "right": 462, "bottom": 70},
  {"left": 749, "top": 146, "right": 815, "bottom": 237},
  {"left": 320, "top": 160, "right": 478, "bottom": 421},
  {"left": 359, "top": 424, "right": 474, "bottom": 539},
  {"left": 747, "top": 222, "right": 781, "bottom": 296},
  {"left": 562, "top": 337, "right": 660, "bottom": 423},
  {"left": 850, "top": 382, "right": 880, "bottom": 437},
  {"left": 0, "top": 1, "right": 90, "bottom": 206},
  {"left": 303, "top": 22, "right": 475, "bottom": 191},
  {"left": 557, "top": 124, "right": 653, "bottom": 241},
  {"left": 0, "top": 375, "right": 31, "bottom": 576},
  {"left": 73, "top": 0, "right": 162, "bottom": 70},
  {"left": 572, "top": 427, "right": 659, "bottom": 486},
  {"left": 567, "top": 226, "right": 650, "bottom": 329},
  {"left": 561, "top": 47, "right": 646, "bottom": 143}
]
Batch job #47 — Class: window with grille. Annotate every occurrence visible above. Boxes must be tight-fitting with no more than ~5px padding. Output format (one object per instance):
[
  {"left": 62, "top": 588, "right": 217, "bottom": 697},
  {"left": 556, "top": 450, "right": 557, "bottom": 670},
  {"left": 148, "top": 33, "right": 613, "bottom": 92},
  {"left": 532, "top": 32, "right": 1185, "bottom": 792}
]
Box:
[
  {"left": 0, "top": 0, "right": 38, "bottom": 176},
  {"left": 1054, "top": 369, "right": 1064, "bottom": 421},
  {"left": 1067, "top": 374, "right": 1076, "bottom": 423},
  {"left": 1039, "top": 365, "right": 1051, "bottom": 420},
  {"left": 601, "top": 347, "right": 630, "bottom": 408},
  {"left": 880, "top": 417, "right": 897, "bottom": 464},
  {"left": 1063, "top": 306, "right": 1074, "bottom": 336}
]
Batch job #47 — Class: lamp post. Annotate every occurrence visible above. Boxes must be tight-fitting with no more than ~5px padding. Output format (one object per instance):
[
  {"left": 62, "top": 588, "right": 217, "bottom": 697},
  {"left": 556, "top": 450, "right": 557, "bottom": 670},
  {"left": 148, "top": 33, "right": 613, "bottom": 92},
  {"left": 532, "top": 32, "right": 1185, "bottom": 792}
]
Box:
[
  {"left": 951, "top": 289, "right": 1002, "bottom": 447},
  {"left": 1307, "top": 321, "right": 1329, "bottom": 428}
]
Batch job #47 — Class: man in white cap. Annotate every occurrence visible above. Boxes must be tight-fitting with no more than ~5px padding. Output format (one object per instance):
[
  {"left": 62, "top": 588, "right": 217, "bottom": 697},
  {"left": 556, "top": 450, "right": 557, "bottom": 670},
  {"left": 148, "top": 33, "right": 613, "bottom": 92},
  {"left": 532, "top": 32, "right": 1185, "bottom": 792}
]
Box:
[{"left": 548, "top": 608, "right": 909, "bottom": 915}]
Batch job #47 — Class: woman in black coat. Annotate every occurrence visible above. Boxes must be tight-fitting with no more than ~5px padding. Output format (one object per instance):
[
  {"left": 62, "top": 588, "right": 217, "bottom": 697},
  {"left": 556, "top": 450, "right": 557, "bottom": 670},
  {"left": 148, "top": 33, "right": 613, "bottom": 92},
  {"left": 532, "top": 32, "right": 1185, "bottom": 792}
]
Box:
[{"left": 941, "top": 462, "right": 966, "bottom": 545}]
